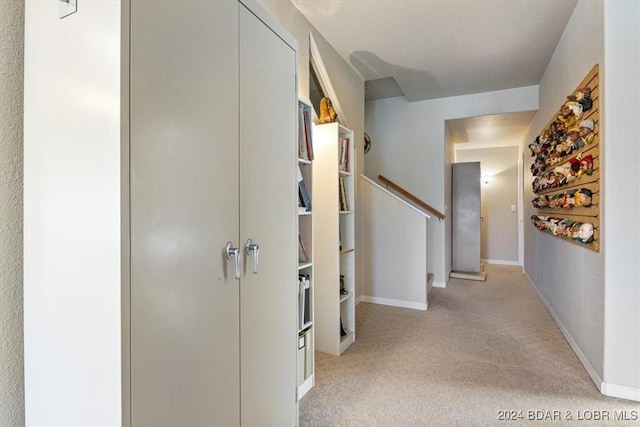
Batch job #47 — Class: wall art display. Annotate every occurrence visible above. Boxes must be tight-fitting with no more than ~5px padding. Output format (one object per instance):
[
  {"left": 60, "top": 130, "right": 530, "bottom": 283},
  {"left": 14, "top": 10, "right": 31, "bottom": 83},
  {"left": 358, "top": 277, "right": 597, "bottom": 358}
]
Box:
[{"left": 529, "top": 64, "right": 600, "bottom": 251}]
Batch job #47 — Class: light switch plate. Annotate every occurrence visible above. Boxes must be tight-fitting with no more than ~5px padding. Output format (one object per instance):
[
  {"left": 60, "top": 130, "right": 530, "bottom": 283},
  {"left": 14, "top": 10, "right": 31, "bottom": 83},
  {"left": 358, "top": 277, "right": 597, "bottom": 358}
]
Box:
[
  {"left": 511, "top": 204, "right": 516, "bottom": 212},
  {"left": 60, "top": 0, "right": 77, "bottom": 19}
]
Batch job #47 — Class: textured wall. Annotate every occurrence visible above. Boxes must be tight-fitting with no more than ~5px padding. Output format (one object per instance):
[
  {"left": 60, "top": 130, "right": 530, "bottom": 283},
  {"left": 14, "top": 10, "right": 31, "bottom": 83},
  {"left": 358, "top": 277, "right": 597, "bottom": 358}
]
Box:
[{"left": 0, "top": 0, "right": 25, "bottom": 425}]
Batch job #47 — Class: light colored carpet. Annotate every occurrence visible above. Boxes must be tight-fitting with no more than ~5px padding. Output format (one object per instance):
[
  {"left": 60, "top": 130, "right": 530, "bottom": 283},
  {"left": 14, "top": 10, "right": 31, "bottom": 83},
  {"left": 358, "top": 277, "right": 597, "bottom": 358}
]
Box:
[{"left": 299, "top": 265, "right": 639, "bottom": 426}]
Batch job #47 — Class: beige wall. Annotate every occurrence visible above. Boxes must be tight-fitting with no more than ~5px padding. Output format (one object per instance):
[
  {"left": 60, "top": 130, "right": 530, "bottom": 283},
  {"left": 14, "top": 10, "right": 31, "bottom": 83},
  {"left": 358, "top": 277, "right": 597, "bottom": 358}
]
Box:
[{"left": 0, "top": 0, "right": 25, "bottom": 424}]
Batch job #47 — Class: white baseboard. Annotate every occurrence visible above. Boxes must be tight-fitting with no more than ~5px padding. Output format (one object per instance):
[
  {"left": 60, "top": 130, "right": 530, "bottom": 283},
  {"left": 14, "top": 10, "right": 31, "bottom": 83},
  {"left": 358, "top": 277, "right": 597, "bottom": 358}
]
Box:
[
  {"left": 361, "top": 295, "right": 427, "bottom": 311},
  {"left": 482, "top": 259, "right": 520, "bottom": 266},
  {"left": 523, "top": 271, "right": 604, "bottom": 393},
  {"left": 602, "top": 382, "right": 640, "bottom": 402},
  {"left": 355, "top": 295, "right": 364, "bottom": 305},
  {"left": 432, "top": 281, "right": 447, "bottom": 288}
]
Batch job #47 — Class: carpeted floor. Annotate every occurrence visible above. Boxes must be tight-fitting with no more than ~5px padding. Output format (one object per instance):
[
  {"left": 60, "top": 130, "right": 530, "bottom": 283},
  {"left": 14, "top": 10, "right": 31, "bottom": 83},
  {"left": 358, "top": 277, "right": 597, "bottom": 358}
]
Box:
[{"left": 299, "top": 264, "right": 639, "bottom": 426}]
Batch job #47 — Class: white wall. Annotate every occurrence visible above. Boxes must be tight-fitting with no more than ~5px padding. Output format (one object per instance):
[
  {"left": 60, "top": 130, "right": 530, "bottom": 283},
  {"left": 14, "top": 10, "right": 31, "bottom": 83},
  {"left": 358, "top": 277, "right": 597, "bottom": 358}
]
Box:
[
  {"left": 0, "top": 1, "right": 25, "bottom": 425},
  {"left": 23, "top": 1, "right": 122, "bottom": 423},
  {"left": 602, "top": 0, "right": 640, "bottom": 399},
  {"left": 365, "top": 86, "right": 538, "bottom": 285},
  {"left": 257, "top": 1, "right": 366, "bottom": 297},
  {"left": 522, "top": 0, "right": 605, "bottom": 383},
  {"left": 456, "top": 146, "right": 519, "bottom": 264}
]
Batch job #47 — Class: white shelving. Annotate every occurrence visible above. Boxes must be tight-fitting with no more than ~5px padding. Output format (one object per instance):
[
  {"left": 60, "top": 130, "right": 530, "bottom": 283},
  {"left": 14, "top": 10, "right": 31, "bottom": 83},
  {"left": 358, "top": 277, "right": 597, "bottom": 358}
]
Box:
[
  {"left": 297, "top": 99, "right": 315, "bottom": 399},
  {"left": 313, "top": 122, "right": 356, "bottom": 356}
]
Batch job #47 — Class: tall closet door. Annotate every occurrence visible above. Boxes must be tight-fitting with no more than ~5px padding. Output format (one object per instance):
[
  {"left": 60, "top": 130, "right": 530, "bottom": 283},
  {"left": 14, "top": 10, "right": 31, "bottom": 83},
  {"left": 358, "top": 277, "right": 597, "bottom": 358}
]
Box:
[
  {"left": 239, "top": 5, "right": 298, "bottom": 425},
  {"left": 452, "top": 162, "right": 482, "bottom": 273},
  {"left": 130, "top": 2, "right": 240, "bottom": 425}
]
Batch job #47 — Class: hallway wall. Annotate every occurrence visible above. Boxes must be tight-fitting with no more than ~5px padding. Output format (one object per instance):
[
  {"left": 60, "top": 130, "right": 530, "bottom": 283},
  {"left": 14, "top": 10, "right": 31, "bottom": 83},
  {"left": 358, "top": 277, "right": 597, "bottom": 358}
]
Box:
[
  {"left": 522, "top": 0, "right": 605, "bottom": 386},
  {"left": 524, "top": 1, "right": 640, "bottom": 401}
]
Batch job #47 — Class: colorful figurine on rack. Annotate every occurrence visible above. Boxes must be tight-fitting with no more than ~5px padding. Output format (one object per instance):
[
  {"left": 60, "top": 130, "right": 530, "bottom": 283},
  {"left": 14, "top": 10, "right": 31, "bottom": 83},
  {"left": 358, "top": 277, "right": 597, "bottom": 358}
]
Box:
[
  {"left": 554, "top": 165, "right": 574, "bottom": 187},
  {"left": 531, "top": 215, "right": 548, "bottom": 231},
  {"left": 568, "top": 153, "right": 594, "bottom": 179},
  {"left": 558, "top": 103, "right": 577, "bottom": 128},
  {"left": 565, "top": 100, "right": 584, "bottom": 121},
  {"left": 567, "top": 87, "right": 593, "bottom": 112},
  {"left": 550, "top": 118, "right": 567, "bottom": 142},
  {"left": 566, "top": 127, "right": 586, "bottom": 152},
  {"left": 555, "top": 218, "right": 574, "bottom": 236},
  {"left": 572, "top": 222, "right": 595, "bottom": 244},
  {"left": 545, "top": 150, "right": 561, "bottom": 167},
  {"left": 319, "top": 96, "right": 338, "bottom": 124},
  {"left": 578, "top": 119, "right": 595, "bottom": 145},
  {"left": 575, "top": 188, "right": 593, "bottom": 207},
  {"left": 554, "top": 138, "right": 573, "bottom": 158},
  {"left": 551, "top": 192, "right": 567, "bottom": 209},
  {"left": 531, "top": 155, "right": 547, "bottom": 176},
  {"left": 532, "top": 194, "right": 550, "bottom": 209},
  {"left": 528, "top": 135, "right": 547, "bottom": 157}
]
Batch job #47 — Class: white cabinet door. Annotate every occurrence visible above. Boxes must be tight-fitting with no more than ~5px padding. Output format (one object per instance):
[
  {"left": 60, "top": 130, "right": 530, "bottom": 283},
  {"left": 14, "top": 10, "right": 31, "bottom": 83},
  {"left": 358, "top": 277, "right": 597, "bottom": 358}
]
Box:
[
  {"left": 130, "top": 2, "right": 240, "bottom": 425},
  {"left": 239, "top": 5, "right": 298, "bottom": 425}
]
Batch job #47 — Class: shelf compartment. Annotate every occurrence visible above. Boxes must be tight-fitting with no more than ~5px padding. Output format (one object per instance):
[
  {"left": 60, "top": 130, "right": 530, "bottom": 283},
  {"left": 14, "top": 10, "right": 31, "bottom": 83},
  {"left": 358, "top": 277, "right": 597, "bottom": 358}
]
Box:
[
  {"left": 339, "top": 331, "right": 355, "bottom": 354},
  {"left": 298, "top": 262, "right": 312, "bottom": 271},
  {"left": 339, "top": 292, "right": 353, "bottom": 303}
]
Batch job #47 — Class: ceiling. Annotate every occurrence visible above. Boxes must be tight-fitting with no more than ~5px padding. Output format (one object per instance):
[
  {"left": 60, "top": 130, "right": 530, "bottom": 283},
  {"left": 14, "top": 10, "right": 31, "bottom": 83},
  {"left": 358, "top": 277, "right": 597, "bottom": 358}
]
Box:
[{"left": 291, "top": 0, "right": 578, "bottom": 147}]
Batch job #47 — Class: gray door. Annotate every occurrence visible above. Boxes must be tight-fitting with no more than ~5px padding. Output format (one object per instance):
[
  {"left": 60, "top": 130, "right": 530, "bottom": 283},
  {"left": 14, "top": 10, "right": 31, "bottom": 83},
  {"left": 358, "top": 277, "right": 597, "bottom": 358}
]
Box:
[
  {"left": 130, "top": 2, "right": 240, "bottom": 425},
  {"left": 452, "top": 162, "right": 482, "bottom": 273},
  {"left": 239, "top": 5, "right": 297, "bottom": 425}
]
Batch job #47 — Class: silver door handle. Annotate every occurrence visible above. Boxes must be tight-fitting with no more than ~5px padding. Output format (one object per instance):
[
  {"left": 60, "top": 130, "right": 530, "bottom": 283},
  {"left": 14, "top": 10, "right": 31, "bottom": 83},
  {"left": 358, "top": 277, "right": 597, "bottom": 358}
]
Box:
[
  {"left": 246, "top": 239, "right": 260, "bottom": 274},
  {"left": 226, "top": 242, "right": 241, "bottom": 280}
]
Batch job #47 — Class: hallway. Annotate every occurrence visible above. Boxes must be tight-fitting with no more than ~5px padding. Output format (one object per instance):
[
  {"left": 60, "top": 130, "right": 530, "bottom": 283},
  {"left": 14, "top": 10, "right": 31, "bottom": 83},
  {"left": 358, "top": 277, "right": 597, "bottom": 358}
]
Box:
[{"left": 299, "top": 265, "right": 639, "bottom": 426}]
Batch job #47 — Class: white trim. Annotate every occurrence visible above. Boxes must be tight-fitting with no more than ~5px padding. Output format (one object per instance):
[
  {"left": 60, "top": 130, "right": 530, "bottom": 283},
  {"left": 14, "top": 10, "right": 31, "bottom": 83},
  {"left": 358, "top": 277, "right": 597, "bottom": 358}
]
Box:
[
  {"left": 355, "top": 295, "right": 364, "bottom": 305},
  {"left": 523, "top": 271, "right": 604, "bottom": 392},
  {"left": 432, "top": 281, "right": 447, "bottom": 288},
  {"left": 361, "top": 295, "right": 427, "bottom": 311},
  {"left": 482, "top": 259, "right": 519, "bottom": 266},
  {"left": 309, "top": 32, "right": 347, "bottom": 128},
  {"left": 601, "top": 382, "right": 640, "bottom": 402}
]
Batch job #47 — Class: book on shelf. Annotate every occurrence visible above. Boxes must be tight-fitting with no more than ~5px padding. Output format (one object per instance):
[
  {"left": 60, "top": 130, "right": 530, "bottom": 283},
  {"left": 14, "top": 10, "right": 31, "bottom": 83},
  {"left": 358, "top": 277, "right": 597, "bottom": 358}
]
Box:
[
  {"left": 340, "top": 317, "right": 348, "bottom": 337},
  {"left": 298, "top": 274, "right": 311, "bottom": 329},
  {"left": 298, "top": 234, "right": 310, "bottom": 263},
  {"left": 339, "top": 177, "right": 349, "bottom": 211},
  {"left": 303, "top": 108, "right": 314, "bottom": 160},
  {"left": 339, "top": 137, "right": 349, "bottom": 172},
  {"left": 298, "top": 105, "right": 308, "bottom": 160},
  {"left": 297, "top": 164, "right": 312, "bottom": 212}
]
